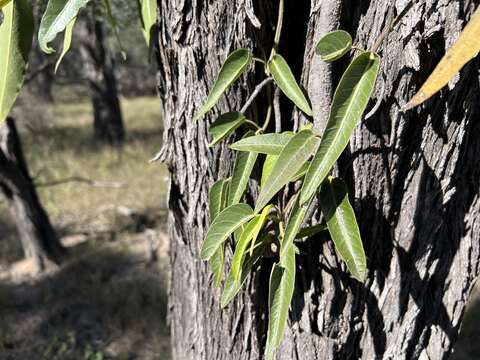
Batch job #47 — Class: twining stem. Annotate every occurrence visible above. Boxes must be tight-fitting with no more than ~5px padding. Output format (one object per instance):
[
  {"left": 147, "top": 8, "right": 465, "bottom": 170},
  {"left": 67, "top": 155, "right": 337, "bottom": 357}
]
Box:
[
  {"left": 246, "top": 119, "right": 261, "bottom": 130},
  {"left": 240, "top": 77, "right": 274, "bottom": 114},
  {"left": 269, "top": 0, "right": 285, "bottom": 60},
  {"left": 371, "top": 0, "right": 420, "bottom": 53}
]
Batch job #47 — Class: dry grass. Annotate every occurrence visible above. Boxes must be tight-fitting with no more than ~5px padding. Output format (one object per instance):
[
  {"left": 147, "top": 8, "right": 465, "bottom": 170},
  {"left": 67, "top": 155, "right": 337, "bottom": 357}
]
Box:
[{"left": 0, "top": 96, "right": 171, "bottom": 359}]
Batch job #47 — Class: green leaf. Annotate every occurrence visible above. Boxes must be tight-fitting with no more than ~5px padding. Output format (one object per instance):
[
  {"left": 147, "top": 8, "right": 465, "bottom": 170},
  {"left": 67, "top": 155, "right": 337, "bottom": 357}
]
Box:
[
  {"left": 300, "top": 52, "right": 380, "bottom": 205},
  {"left": 295, "top": 224, "right": 327, "bottom": 239},
  {"left": 265, "top": 243, "right": 296, "bottom": 360},
  {"left": 221, "top": 238, "right": 268, "bottom": 308},
  {"left": 208, "top": 179, "right": 229, "bottom": 287},
  {"left": 255, "top": 130, "right": 319, "bottom": 213},
  {"left": 0, "top": 0, "right": 12, "bottom": 10},
  {"left": 194, "top": 49, "right": 252, "bottom": 121},
  {"left": 290, "top": 161, "right": 310, "bottom": 182},
  {"left": 0, "top": 0, "right": 33, "bottom": 123},
  {"left": 208, "top": 112, "right": 246, "bottom": 146},
  {"left": 200, "top": 204, "right": 254, "bottom": 261},
  {"left": 280, "top": 200, "right": 308, "bottom": 259},
  {"left": 230, "top": 132, "right": 293, "bottom": 155},
  {"left": 315, "top": 30, "right": 352, "bottom": 62},
  {"left": 261, "top": 155, "right": 278, "bottom": 187},
  {"left": 230, "top": 205, "right": 272, "bottom": 281},
  {"left": 38, "top": 0, "right": 90, "bottom": 54},
  {"left": 227, "top": 133, "right": 258, "bottom": 206},
  {"left": 320, "top": 178, "right": 366, "bottom": 282},
  {"left": 137, "top": 0, "right": 157, "bottom": 49},
  {"left": 54, "top": 17, "right": 76, "bottom": 73},
  {"left": 268, "top": 54, "right": 313, "bottom": 116}
]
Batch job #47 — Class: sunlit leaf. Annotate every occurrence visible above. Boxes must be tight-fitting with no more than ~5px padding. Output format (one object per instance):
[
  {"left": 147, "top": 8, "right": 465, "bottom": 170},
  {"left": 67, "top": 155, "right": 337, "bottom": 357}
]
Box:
[
  {"left": 54, "top": 17, "right": 76, "bottom": 73},
  {"left": 209, "top": 179, "right": 229, "bottom": 287},
  {"left": 221, "top": 239, "right": 268, "bottom": 308},
  {"left": 280, "top": 200, "right": 308, "bottom": 259},
  {"left": 208, "top": 112, "right": 246, "bottom": 146},
  {"left": 194, "top": 49, "right": 252, "bottom": 121},
  {"left": 200, "top": 204, "right": 254, "bottom": 261},
  {"left": 315, "top": 30, "right": 352, "bottom": 62},
  {"left": 39, "top": 0, "right": 90, "bottom": 54},
  {"left": 261, "top": 154, "right": 278, "bottom": 187},
  {"left": 404, "top": 7, "right": 480, "bottom": 110},
  {"left": 0, "top": 0, "right": 12, "bottom": 10},
  {"left": 268, "top": 54, "right": 313, "bottom": 116},
  {"left": 230, "top": 132, "right": 293, "bottom": 155},
  {"left": 265, "top": 242, "right": 296, "bottom": 360},
  {"left": 0, "top": 0, "right": 33, "bottom": 123},
  {"left": 230, "top": 205, "right": 272, "bottom": 281},
  {"left": 227, "top": 132, "right": 258, "bottom": 206},
  {"left": 320, "top": 177, "right": 366, "bottom": 282},
  {"left": 290, "top": 161, "right": 310, "bottom": 182},
  {"left": 137, "top": 0, "right": 157, "bottom": 49},
  {"left": 255, "top": 130, "right": 319, "bottom": 213},
  {"left": 300, "top": 52, "right": 379, "bottom": 205}
]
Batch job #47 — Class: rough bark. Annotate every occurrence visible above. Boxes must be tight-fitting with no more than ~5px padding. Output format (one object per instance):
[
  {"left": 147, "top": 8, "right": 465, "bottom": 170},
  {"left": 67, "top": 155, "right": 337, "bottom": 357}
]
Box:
[
  {"left": 78, "top": 13, "right": 125, "bottom": 146},
  {"left": 0, "top": 118, "right": 64, "bottom": 271},
  {"left": 157, "top": 0, "right": 480, "bottom": 359}
]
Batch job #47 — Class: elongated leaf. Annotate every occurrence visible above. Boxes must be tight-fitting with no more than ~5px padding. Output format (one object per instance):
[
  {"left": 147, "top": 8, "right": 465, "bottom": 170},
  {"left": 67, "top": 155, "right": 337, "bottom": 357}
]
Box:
[
  {"left": 404, "top": 7, "right": 480, "bottom": 110},
  {"left": 320, "top": 178, "right": 366, "bottom": 282},
  {"left": 0, "top": 0, "right": 12, "bottom": 10},
  {"left": 0, "top": 0, "right": 33, "bottom": 123},
  {"left": 200, "top": 204, "right": 254, "bottom": 260},
  {"left": 54, "top": 17, "right": 76, "bottom": 73},
  {"left": 221, "top": 239, "right": 268, "bottom": 308},
  {"left": 300, "top": 52, "right": 379, "bottom": 205},
  {"left": 38, "top": 0, "right": 90, "bottom": 54},
  {"left": 209, "top": 112, "right": 246, "bottom": 146},
  {"left": 137, "top": 0, "right": 156, "bottom": 48},
  {"left": 255, "top": 130, "right": 319, "bottom": 213},
  {"left": 230, "top": 205, "right": 271, "bottom": 280},
  {"left": 227, "top": 133, "right": 258, "bottom": 206},
  {"left": 315, "top": 30, "right": 352, "bottom": 62},
  {"left": 296, "top": 224, "right": 327, "bottom": 239},
  {"left": 268, "top": 54, "right": 313, "bottom": 116},
  {"left": 261, "top": 154, "right": 278, "bottom": 187},
  {"left": 265, "top": 243, "right": 296, "bottom": 360},
  {"left": 194, "top": 49, "right": 252, "bottom": 121},
  {"left": 290, "top": 161, "right": 310, "bottom": 182},
  {"left": 280, "top": 200, "right": 308, "bottom": 259},
  {"left": 208, "top": 179, "right": 229, "bottom": 287},
  {"left": 230, "top": 132, "right": 293, "bottom": 155}
]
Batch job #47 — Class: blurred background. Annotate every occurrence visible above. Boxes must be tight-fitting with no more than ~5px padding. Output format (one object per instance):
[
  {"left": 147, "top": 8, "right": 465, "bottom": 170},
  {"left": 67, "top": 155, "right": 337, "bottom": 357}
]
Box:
[{"left": 0, "top": 1, "right": 170, "bottom": 359}]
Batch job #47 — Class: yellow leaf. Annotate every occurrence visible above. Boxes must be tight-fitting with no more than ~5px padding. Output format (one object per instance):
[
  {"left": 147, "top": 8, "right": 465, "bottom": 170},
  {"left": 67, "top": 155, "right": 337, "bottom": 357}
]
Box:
[
  {"left": 0, "top": 0, "right": 12, "bottom": 9},
  {"left": 404, "top": 7, "right": 480, "bottom": 110}
]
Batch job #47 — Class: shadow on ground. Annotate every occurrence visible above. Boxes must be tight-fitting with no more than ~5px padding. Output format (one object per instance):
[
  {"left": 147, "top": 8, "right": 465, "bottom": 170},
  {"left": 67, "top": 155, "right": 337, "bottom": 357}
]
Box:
[{"left": 0, "top": 239, "right": 170, "bottom": 360}]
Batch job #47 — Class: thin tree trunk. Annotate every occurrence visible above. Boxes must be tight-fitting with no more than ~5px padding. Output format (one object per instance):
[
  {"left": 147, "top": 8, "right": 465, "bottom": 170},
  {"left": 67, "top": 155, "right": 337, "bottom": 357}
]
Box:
[
  {"left": 79, "top": 14, "right": 125, "bottom": 146},
  {"left": 157, "top": 1, "right": 480, "bottom": 359},
  {"left": 0, "top": 118, "right": 64, "bottom": 271}
]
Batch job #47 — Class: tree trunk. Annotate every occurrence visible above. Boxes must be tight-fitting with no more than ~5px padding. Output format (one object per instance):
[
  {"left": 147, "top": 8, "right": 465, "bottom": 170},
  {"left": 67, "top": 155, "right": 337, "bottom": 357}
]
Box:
[
  {"left": 79, "top": 13, "right": 125, "bottom": 146},
  {"left": 156, "top": 1, "right": 480, "bottom": 359},
  {"left": 0, "top": 118, "right": 64, "bottom": 271}
]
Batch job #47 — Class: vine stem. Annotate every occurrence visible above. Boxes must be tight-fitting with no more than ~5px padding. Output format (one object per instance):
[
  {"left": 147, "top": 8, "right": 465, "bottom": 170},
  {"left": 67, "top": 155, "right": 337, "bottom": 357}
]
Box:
[
  {"left": 240, "top": 77, "right": 274, "bottom": 114},
  {"left": 269, "top": 0, "right": 285, "bottom": 59},
  {"left": 371, "top": 0, "right": 420, "bottom": 53}
]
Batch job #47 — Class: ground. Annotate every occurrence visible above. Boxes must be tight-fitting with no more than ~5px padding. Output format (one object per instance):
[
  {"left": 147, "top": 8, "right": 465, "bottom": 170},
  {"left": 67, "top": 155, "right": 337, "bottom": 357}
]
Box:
[{"left": 0, "top": 96, "right": 171, "bottom": 360}]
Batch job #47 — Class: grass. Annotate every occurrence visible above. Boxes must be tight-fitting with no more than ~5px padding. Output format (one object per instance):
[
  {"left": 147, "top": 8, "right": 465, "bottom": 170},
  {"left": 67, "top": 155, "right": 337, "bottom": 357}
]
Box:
[{"left": 0, "top": 96, "right": 171, "bottom": 359}]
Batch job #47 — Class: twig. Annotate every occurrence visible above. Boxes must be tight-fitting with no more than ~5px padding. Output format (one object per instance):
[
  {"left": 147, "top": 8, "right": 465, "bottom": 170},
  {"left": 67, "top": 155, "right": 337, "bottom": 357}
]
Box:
[
  {"left": 274, "top": 86, "right": 282, "bottom": 133},
  {"left": 364, "top": 74, "right": 386, "bottom": 120},
  {"left": 35, "top": 176, "right": 125, "bottom": 188},
  {"left": 240, "top": 77, "right": 273, "bottom": 114},
  {"left": 24, "top": 60, "right": 55, "bottom": 85},
  {"left": 371, "top": 0, "right": 420, "bottom": 53}
]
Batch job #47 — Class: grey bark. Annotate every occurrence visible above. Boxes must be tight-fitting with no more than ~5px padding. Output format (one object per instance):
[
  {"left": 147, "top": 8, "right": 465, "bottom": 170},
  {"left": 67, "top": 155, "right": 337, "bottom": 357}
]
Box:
[
  {"left": 157, "top": 0, "right": 480, "bottom": 359},
  {"left": 0, "top": 118, "right": 64, "bottom": 271},
  {"left": 78, "top": 13, "right": 125, "bottom": 146}
]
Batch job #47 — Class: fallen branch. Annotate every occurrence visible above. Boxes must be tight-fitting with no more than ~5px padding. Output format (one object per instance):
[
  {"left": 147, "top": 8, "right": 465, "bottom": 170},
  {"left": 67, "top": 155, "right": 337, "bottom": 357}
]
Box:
[{"left": 35, "top": 176, "right": 126, "bottom": 189}]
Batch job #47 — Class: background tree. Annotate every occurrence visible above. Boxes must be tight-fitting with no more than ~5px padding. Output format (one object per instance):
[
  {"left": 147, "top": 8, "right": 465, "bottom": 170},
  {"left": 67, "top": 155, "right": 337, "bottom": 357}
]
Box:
[
  {"left": 0, "top": 118, "right": 64, "bottom": 271},
  {"left": 78, "top": 7, "right": 125, "bottom": 146},
  {"left": 156, "top": 1, "right": 480, "bottom": 359}
]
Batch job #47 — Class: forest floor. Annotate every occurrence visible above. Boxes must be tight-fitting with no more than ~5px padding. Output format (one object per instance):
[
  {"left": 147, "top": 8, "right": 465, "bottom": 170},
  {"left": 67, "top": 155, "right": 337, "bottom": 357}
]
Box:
[{"left": 0, "top": 96, "right": 171, "bottom": 359}]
